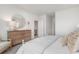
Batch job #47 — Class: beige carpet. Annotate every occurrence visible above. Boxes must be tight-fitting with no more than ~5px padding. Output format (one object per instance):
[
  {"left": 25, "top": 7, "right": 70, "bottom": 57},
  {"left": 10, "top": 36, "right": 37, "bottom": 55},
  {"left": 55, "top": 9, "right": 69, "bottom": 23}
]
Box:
[{"left": 3, "top": 44, "right": 21, "bottom": 54}]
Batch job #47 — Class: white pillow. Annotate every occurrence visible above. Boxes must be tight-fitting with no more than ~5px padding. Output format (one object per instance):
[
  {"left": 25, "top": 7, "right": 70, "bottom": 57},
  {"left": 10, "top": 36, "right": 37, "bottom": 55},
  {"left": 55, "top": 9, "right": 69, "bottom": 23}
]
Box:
[{"left": 57, "top": 36, "right": 67, "bottom": 47}]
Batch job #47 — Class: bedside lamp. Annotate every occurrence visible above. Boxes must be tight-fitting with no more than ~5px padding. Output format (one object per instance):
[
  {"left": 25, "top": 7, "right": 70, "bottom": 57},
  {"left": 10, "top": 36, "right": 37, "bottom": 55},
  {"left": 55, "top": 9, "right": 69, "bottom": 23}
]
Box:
[
  {"left": 77, "top": 24, "right": 79, "bottom": 28},
  {"left": 75, "top": 24, "right": 79, "bottom": 32}
]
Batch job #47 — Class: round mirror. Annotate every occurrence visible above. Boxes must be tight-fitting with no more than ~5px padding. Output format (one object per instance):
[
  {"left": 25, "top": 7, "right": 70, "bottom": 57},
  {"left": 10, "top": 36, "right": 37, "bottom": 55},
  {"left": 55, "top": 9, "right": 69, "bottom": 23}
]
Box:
[{"left": 12, "top": 14, "right": 26, "bottom": 29}]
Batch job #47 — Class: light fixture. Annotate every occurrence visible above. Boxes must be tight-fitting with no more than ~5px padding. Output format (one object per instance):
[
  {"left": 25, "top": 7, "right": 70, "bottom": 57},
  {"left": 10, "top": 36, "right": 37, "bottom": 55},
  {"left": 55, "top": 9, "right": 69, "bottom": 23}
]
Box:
[{"left": 77, "top": 24, "right": 79, "bottom": 28}]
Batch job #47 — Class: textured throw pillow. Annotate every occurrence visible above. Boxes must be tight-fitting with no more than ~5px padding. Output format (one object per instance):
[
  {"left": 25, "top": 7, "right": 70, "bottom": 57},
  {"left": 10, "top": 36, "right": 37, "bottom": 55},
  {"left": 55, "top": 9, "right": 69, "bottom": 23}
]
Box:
[
  {"left": 74, "top": 37, "right": 79, "bottom": 53},
  {"left": 67, "top": 35, "right": 77, "bottom": 53},
  {"left": 67, "top": 32, "right": 79, "bottom": 53},
  {"left": 60, "top": 36, "right": 68, "bottom": 47}
]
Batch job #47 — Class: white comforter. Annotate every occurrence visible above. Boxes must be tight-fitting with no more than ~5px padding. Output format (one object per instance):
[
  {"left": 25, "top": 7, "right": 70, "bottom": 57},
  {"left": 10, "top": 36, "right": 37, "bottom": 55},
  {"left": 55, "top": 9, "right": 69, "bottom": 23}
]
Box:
[
  {"left": 16, "top": 35, "right": 59, "bottom": 54},
  {"left": 44, "top": 37, "right": 69, "bottom": 54},
  {"left": 17, "top": 35, "right": 79, "bottom": 54}
]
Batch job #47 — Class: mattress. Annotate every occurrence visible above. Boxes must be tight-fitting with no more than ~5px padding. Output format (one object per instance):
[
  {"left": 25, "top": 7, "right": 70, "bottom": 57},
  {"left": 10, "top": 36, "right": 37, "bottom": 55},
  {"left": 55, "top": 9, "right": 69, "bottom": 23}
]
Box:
[{"left": 16, "top": 35, "right": 60, "bottom": 54}]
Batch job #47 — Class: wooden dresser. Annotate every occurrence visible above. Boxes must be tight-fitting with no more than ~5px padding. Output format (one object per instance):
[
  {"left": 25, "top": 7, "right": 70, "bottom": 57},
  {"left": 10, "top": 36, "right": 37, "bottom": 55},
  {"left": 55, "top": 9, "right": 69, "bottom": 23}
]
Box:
[{"left": 8, "top": 30, "right": 31, "bottom": 46}]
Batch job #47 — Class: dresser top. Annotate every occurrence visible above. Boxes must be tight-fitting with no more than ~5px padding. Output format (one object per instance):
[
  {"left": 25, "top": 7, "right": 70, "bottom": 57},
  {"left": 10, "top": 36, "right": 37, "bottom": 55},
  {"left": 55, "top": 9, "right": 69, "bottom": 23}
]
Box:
[{"left": 8, "top": 30, "right": 31, "bottom": 32}]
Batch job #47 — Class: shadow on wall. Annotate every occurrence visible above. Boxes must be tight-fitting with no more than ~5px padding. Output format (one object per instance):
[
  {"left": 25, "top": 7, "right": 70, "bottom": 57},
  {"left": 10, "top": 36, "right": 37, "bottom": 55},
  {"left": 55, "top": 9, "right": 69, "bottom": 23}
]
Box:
[{"left": 0, "top": 19, "right": 8, "bottom": 40}]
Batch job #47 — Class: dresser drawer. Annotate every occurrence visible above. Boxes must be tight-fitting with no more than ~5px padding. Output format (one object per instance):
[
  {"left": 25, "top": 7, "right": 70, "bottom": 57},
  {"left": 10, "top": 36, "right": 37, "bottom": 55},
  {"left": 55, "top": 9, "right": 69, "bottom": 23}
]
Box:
[{"left": 8, "top": 30, "right": 31, "bottom": 46}]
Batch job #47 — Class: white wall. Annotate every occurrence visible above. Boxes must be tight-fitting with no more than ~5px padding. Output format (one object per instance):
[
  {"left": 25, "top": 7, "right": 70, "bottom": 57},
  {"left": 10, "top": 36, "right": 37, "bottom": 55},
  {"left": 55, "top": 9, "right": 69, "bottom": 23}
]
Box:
[
  {"left": 38, "top": 15, "right": 46, "bottom": 37},
  {"left": 0, "top": 5, "right": 39, "bottom": 40},
  {"left": 55, "top": 7, "right": 79, "bottom": 35}
]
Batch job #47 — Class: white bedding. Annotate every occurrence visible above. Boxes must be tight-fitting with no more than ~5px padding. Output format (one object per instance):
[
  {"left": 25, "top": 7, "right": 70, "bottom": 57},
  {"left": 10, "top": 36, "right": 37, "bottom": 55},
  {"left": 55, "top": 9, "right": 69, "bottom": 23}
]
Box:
[
  {"left": 16, "top": 35, "right": 60, "bottom": 54},
  {"left": 43, "top": 37, "right": 69, "bottom": 54},
  {"left": 16, "top": 35, "right": 79, "bottom": 54}
]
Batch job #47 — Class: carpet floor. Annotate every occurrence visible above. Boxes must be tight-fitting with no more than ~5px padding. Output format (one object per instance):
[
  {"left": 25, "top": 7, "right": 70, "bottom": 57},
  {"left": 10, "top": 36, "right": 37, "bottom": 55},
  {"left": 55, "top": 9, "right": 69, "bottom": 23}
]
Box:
[{"left": 3, "top": 44, "right": 21, "bottom": 54}]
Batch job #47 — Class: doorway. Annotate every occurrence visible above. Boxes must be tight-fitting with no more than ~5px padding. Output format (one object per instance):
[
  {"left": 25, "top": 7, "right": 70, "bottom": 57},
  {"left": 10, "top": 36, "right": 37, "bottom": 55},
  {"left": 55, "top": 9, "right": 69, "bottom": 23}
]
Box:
[{"left": 34, "top": 21, "right": 38, "bottom": 38}]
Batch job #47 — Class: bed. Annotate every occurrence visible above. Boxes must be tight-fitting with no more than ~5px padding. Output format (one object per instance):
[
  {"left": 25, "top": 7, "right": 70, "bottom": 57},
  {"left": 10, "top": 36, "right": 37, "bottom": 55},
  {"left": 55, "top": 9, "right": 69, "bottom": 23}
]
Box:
[
  {"left": 16, "top": 35, "right": 79, "bottom": 54},
  {"left": 43, "top": 37, "right": 69, "bottom": 54},
  {"left": 16, "top": 35, "right": 59, "bottom": 54}
]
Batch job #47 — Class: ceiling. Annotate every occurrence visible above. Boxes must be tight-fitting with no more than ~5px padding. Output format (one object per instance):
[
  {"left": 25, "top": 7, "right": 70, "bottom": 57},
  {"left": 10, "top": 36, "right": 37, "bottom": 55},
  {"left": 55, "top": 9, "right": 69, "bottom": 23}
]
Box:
[{"left": 17, "top": 4, "right": 79, "bottom": 15}]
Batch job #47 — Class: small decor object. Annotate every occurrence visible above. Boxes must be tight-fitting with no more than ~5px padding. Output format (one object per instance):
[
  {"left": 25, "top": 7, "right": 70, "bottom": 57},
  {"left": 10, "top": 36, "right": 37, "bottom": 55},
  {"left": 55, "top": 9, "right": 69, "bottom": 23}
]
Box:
[{"left": 22, "top": 40, "right": 25, "bottom": 44}]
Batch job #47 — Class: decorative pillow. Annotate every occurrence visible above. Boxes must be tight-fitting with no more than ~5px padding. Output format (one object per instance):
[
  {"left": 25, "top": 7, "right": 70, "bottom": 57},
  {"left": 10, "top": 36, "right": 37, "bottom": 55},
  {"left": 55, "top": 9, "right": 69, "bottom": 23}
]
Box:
[
  {"left": 74, "top": 37, "right": 79, "bottom": 53},
  {"left": 67, "top": 35, "right": 77, "bottom": 53},
  {"left": 67, "top": 31, "right": 79, "bottom": 53},
  {"left": 59, "top": 36, "right": 68, "bottom": 47}
]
